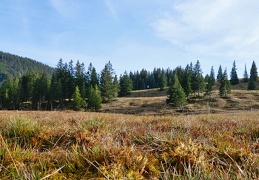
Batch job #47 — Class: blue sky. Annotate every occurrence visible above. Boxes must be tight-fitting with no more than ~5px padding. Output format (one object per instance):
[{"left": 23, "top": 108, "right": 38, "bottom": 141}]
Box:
[{"left": 0, "top": 0, "right": 258, "bottom": 77}]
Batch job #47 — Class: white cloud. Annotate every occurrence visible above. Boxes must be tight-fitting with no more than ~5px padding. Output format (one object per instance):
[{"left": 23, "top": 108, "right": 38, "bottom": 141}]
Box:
[{"left": 152, "top": 0, "right": 259, "bottom": 60}]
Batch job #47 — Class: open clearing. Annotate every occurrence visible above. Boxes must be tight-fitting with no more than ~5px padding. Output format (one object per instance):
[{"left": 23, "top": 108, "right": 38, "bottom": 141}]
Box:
[{"left": 102, "top": 88, "right": 259, "bottom": 116}]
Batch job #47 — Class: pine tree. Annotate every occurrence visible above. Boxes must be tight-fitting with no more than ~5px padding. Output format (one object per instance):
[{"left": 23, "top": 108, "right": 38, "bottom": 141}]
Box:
[
  {"left": 182, "top": 64, "right": 193, "bottom": 98},
  {"left": 119, "top": 72, "right": 133, "bottom": 96},
  {"left": 159, "top": 71, "right": 167, "bottom": 91},
  {"left": 72, "top": 86, "right": 83, "bottom": 111},
  {"left": 217, "top": 65, "right": 223, "bottom": 82},
  {"left": 243, "top": 64, "right": 249, "bottom": 82},
  {"left": 100, "top": 61, "right": 115, "bottom": 102},
  {"left": 0, "top": 77, "right": 20, "bottom": 109},
  {"left": 209, "top": 66, "right": 216, "bottom": 86},
  {"left": 113, "top": 75, "right": 119, "bottom": 98},
  {"left": 219, "top": 69, "right": 231, "bottom": 98},
  {"left": 185, "top": 74, "right": 192, "bottom": 98},
  {"left": 230, "top": 61, "right": 239, "bottom": 85},
  {"left": 167, "top": 73, "right": 187, "bottom": 107},
  {"left": 75, "top": 60, "right": 87, "bottom": 98},
  {"left": 192, "top": 60, "right": 204, "bottom": 96},
  {"left": 87, "top": 86, "right": 102, "bottom": 111},
  {"left": 205, "top": 66, "right": 216, "bottom": 94},
  {"left": 250, "top": 61, "right": 258, "bottom": 81},
  {"left": 247, "top": 77, "right": 256, "bottom": 90},
  {"left": 49, "top": 73, "right": 62, "bottom": 110}
]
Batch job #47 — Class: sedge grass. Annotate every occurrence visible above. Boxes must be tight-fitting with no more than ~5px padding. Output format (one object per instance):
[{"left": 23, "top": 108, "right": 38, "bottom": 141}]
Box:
[{"left": 0, "top": 111, "right": 259, "bottom": 179}]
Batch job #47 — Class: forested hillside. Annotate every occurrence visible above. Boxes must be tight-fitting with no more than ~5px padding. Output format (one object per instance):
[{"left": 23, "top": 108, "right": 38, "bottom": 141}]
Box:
[{"left": 0, "top": 51, "right": 54, "bottom": 84}]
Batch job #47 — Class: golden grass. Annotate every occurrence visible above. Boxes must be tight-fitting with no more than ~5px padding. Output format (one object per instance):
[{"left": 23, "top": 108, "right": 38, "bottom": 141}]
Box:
[
  {"left": 102, "top": 89, "right": 259, "bottom": 116},
  {"left": 0, "top": 110, "right": 259, "bottom": 179}
]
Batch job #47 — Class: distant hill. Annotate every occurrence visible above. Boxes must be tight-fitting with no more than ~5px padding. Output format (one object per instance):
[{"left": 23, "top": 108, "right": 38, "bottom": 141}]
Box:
[{"left": 0, "top": 51, "right": 55, "bottom": 84}]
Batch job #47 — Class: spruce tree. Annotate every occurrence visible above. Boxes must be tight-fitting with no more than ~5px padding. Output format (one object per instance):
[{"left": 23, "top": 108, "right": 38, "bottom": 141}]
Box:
[
  {"left": 247, "top": 77, "right": 256, "bottom": 90},
  {"left": 100, "top": 61, "right": 115, "bottom": 102},
  {"left": 113, "top": 75, "right": 119, "bottom": 98},
  {"left": 250, "top": 61, "right": 258, "bottom": 81},
  {"left": 167, "top": 73, "right": 187, "bottom": 107},
  {"left": 192, "top": 60, "right": 204, "bottom": 96},
  {"left": 75, "top": 60, "right": 87, "bottom": 98},
  {"left": 217, "top": 65, "right": 223, "bottom": 82},
  {"left": 49, "top": 73, "right": 62, "bottom": 110},
  {"left": 230, "top": 61, "right": 239, "bottom": 85},
  {"left": 119, "top": 72, "right": 133, "bottom": 96},
  {"left": 72, "top": 86, "right": 83, "bottom": 111},
  {"left": 243, "top": 64, "right": 249, "bottom": 82},
  {"left": 159, "top": 71, "right": 167, "bottom": 91},
  {"left": 219, "top": 69, "right": 231, "bottom": 98},
  {"left": 209, "top": 66, "right": 216, "bottom": 86},
  {"left": 205, "top": 66, "right": 216, "bottom": 94},
  {"left": 87, "top": 86, "right": 102, "bottom": 111},
  {"left": 183, "top": 64, "right": 193, "bottom": 98},
  {"left": 185, "top": 74, "right": 192, "bottom": 98}
]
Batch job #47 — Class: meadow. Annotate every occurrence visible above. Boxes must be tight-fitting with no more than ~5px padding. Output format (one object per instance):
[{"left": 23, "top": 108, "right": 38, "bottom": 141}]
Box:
[{"left": 1, "top": 110, "right": 259, "bottom": 179}]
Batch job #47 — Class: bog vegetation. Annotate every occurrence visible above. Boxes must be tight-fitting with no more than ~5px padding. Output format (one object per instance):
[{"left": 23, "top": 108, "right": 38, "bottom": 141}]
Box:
[{"left": 0, "top": 111, "right": 259, "bottom": 179}]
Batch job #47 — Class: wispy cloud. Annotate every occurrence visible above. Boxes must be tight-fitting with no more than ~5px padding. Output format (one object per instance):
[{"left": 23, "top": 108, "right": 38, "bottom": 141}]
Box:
[
  {"left": 104, "top": 0, "right": 118, "bottom": 20},
  {"left": 152, "top": 0, "right": 259, "bottom": 59},
  {"left": 49, "top": 0, "right": 80, "bottom": 18}
]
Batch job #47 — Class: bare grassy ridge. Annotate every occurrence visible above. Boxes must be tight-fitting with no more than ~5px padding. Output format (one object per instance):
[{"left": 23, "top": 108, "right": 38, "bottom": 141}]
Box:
[{"left": 0, "top": 111, "right": 259, "bottom": 179}]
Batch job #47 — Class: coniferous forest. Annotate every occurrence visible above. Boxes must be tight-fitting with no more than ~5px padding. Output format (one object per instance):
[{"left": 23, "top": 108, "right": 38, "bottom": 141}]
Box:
[{"left": 0, "top": 51, "right": 258, "bottom": 111}]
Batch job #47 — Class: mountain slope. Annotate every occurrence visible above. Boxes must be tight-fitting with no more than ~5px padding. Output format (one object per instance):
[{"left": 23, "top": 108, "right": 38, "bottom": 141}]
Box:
[{"left": 0, "top": 51, "right": 55, "bottom": 83}]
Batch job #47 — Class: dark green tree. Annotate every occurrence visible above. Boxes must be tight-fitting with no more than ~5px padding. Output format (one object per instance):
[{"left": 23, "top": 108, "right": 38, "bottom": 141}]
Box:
[
  {"left": 159, "top": 70, "right": 167, "bottom": 91},
  {"left": 20, "top": 72, "right": 35, "bottom": 102},
  {"left": 217, "top": 65, "right": 223, "bottom": 82},
  {"left": 0, "top": 77, "right": 20, "bottom": 109},
  {"left": 206, "top": 66, "right": 216, "bottom": 94},
  {"left": 119, "top": 72, "right": 133, "bottom": 96},
  {"left": 250, "top": 61, "right": 258, "bottom": 81},
  {"left": 75, "top": 60, "right": 87, "bottom": 98},
  {"left": 167, "top": 73, "right": 187, "bottom": 107},
  {"left": 243, "top": 63, "right": 249, "bottom": 82},
  {"left": 247, "top": 77, "right": 256, "bottom": 90},
  {"left": 100, "top": 61, "right": 115, "bottom": 102},
  {"left": 32, "top": 73, "right": 49, "bottom": 110},
  {"left": 113, "top": 75, "right": 119, "bottom": 98},
  {"left": 67, "top": 60, "right": 75, "bottom": 100},
  {"left": 230, "top": 61, "right": 239, "bottom": 85},
  {"left": 182, "top": 64, "right": 193, "bottom": 98},
  {"left": 49, "top": 73, "right": 62, "bottom": 110},
  {"left": 219, "top": 69, "right": 231, "bottom": 98},
  {"left": 90, "top": 67, "right": 99, "bottom": 88},
  {"left": 192, "top": 60, "right": 205, "bottom": 96}
]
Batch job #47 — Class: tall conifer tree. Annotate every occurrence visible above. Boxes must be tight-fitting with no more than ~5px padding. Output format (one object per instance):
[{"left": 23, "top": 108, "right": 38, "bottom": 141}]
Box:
[
  {"left": 250, "top": 61, "right": 258, "bottom": 81},
  {"left": 230, "top": 61, "right": 239, "bottom": 85}
]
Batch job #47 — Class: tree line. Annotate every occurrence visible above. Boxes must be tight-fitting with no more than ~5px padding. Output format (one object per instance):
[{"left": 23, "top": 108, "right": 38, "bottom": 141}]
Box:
[
  {"left": 0, "top": 59, "right": 132, "bottom": 111},
  {"left": 0, "top": 59, "right": 258, "bottom": 111}
]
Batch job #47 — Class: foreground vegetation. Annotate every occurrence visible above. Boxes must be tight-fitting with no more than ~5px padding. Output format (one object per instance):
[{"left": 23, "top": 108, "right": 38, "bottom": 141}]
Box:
[{"left": 0, "top": 111, "right": 259, "bottom": 179}]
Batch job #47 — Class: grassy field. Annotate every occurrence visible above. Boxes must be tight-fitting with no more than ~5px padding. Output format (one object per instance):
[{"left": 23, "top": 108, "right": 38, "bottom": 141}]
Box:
[
  {"left": 1, "top": 110, "right": 259, "bottom": 179},
  {"left": 102, "top": 88, "right": 259, "bottom": 116}
]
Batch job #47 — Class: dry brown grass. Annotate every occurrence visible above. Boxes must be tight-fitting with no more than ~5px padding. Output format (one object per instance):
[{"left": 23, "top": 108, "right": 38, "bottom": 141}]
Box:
[
  {"left": 102, "top": 88, "right": 259, "bottom": 116},
  {"left": 0, "top": 110, "right": 259, "bottom": 179}
]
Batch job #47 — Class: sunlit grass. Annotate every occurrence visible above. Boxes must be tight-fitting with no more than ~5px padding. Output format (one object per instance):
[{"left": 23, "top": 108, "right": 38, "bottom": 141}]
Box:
[{"left": 0, "top": 111, "right": 259, "bottom": 179}]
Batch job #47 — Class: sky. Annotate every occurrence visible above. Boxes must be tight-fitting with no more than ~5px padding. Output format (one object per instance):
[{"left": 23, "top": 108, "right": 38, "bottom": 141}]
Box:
[{"left": 0, "top": 0, "right": 258, "bottom": 77}]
